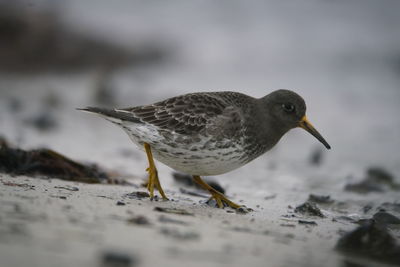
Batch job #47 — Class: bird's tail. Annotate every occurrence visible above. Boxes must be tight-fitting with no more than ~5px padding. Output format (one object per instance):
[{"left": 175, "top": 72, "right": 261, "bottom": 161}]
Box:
[{"left": 77, "top": 107, "right": 141, "bottom": 124}]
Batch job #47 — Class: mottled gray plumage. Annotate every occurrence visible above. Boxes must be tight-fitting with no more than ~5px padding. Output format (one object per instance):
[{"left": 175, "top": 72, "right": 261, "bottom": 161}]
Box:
[{"left": 79, "top": 89, "right": 330, "bottom": 176}]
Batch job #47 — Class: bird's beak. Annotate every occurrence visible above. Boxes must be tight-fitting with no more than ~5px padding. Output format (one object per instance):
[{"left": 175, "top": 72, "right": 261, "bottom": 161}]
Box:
[{"left": 298, "top": 116, "right": 331, "bottom": 149}]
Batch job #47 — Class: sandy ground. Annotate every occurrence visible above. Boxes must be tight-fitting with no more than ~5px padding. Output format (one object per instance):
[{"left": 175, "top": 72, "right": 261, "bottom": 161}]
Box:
[
  {"left": 0, "top": 174, "right": 377, "bottom": 267},
  {"left": 1, "top": 165, "right": 399, "bottom": 267}
]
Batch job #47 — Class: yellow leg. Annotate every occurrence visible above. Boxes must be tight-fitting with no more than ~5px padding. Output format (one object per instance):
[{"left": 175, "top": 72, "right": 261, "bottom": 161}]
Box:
[
  {"left": 144, "top": 143, "right": 168, "bottom": 200},
  {"left": 193, "top": 175, "right": 243, "bottom": 209}
]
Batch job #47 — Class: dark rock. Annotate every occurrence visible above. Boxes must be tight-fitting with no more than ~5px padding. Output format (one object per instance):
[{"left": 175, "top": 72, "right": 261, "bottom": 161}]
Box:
[
  {"left": 344, "top": 181, "right": 383, "bottom": 193},
  {"left": 101, "top": 251, "right": 136, "bottom": 267},
  {"left": 127, "top": 216, "right": 150, "bottom": 225},
  {"left": 345, "top": 167, "right": 399, "bottom": 193},
  {"left": 205, "top": 198, "right": 218, "bottom": 208},
  {"left": 116, "top": 201, "right": 126, "bottom": 206},
  {"left": 355, "top": 219, "right": 374, "bottom": 226},
  {"left": 50, "top": 195, "right": 67, "bottom": 200},
  {"left": 336, "top": 220, "right": 400, "bottom": 265},
  {"left": 264, "top": 194, "right": 277, "bottom": 200},
  {"left": 172, "top": 172, "right": 225, "bottom": 194},
  {"left": 333, "top": 215, "right": 359, "bottom": 224},
  {"left": 373, "top": 211, "right": 400, "bottom": 225},
  {"left": 379, "top": 202, "right": 400, "bottom": 213},
  {"left": 294, "top": 201, "right": 325, "bottom": 218},
  {"left": 1, "top": 180, "right": 35, "bottom": 190},
  {"left": 0, "top": 142, "right": 109, "bottom": 183},
  {"left": 124, "top": 191, "right": 150, "bottom": 200},
  {"left": 236, "top": 206, "right": 253, "bottom": 214},
  {"left": 231, "top": 227, "right": 253, "bottom": 233},
  {"left": 280, "top": 224, "right": 296, "bottom": 227},
  {"left": 159, "top": 227, "right": 199, "bottom": 241},
  {"left": 367, "top": 167, "right": 395, "bottom": 185},
  {"left": 298, "top": 220, "right": 317, "bottom": 225},
  {"left": 308, "top": 194, "right": 334, "bottom": 204},
  {"left": 54, "top": 186, "right": 79, "bottom": 191},
  {"left": 154, "top": 207, "right": 194, "bottom": 216},
  {"left": 362, "top": 204, "right": 373, "bottom": 214}
]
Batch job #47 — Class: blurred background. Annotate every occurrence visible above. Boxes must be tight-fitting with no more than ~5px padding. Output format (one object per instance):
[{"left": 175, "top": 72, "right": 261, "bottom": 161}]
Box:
[{"left": 1, "top": 0, "right": 400, "bottom": 184}]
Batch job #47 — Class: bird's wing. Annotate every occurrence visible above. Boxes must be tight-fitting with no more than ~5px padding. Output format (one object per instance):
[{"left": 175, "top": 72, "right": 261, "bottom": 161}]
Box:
[{"left": 119, "top": 93, "right": 244, "bottom": 136}]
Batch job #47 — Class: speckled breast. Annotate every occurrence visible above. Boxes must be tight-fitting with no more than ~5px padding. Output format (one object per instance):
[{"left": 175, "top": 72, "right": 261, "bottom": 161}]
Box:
[{"left": 122, "top": 123, "right": 255, "bottom": 176}]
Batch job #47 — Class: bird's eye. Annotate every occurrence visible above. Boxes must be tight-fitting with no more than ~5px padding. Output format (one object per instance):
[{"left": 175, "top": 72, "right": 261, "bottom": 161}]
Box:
[{"left": 282, "top": 103, "right": 295, "bottom": 113}]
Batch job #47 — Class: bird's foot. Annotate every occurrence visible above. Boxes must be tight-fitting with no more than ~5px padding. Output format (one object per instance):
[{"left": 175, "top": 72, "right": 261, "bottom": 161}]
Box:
[
  {"left": 193, "top": 175, "right": 252, "bottom": 212},
  {"left": 146, "top": 165, "right": 168, "bottom": 200},
  {"left": 144, "top": 143, "right": 168, "bottom": 200},
  {"left": 207, "top": 192, "right": 253, "bottom": 213}
]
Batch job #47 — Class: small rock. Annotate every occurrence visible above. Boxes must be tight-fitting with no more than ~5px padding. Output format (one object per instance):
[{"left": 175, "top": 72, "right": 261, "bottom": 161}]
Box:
[
  {"left": 50, "top": 195, "right": 67, "bottom": 200},
  {"left": 159, "top": 227, "right": 199, "bottom": 241},
  {"left": 127, "top": 216, "right": 150, "bottom": 225},
  {"left": 236, "top": 206, "right": 253, "bottom": 214},
  {"left": 362, "top": 204, "right": 373, "bottom": 213},
  {"left": 54, "top": 186, "right": 79, "bottom": 191},
  {"left": 333, "top": 215, "right": 360, "bottom": 223},
  {"left": 379, "top": 202, "right": 400, "bottom": 213},
  {"left": 373, "top": 211, "right": 400, "bottom": 225},
  {"left": 345, "top": 167, "right": 399, "bottom": 193},
  {"left": 367, "top": 167, "right": 395, "bottom": 185},
  {"left": 154, "top": 207, "right": 194, "bottom": 216},
  {"left": 124, "top": 191, "right": 150, "bottom": 200},
  {"left": 344, "top": 181, "right": 383, "bottom": 193},
  {"left": 101, "top": 251, "right": 136, "bottom": 267},
  {"left": 294, "top": 201, "right": 325, "bottom": 218},
  {"left": 116, "top": 201, "right": 126, "bottom": 206},
  {"left": 280, "top": 224, "right": 296, "bottom": 228},
  {"left": 298, "top": 220, "right": 318, "bottom": 225},
  {"left": 308, "top": 194, "right": 334, "bottom": 204},
  {"left": 264, "top": 194, "right": 277, "bottom": 200},
  {"left": 336, "top": 220, "right": 400, "bottom": 265},
  {"left": 230, "top": 226, "right": 253, "bottom": 233},
  {"left": 1, "top": 181, "right": 35, "bottom": 190}
]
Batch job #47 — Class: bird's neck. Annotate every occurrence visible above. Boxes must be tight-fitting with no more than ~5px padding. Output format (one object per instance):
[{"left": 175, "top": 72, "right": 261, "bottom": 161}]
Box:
[{"left": 253, "top": 101, "right": 290, "bottom": 150}]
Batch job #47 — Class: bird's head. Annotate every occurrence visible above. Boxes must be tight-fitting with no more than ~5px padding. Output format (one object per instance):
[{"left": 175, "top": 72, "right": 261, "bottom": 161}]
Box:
[{"left": 263, "top": 89, "right": 331, "bottom": 149}]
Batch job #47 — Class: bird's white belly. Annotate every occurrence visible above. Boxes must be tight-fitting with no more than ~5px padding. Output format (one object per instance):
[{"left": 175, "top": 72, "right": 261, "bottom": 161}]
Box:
[{"left": 122, "top": 123, "right": 248, "bottom": 176}]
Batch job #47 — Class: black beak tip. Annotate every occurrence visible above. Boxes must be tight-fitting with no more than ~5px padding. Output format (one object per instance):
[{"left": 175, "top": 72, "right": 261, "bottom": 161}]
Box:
[{"left": 326, "top": 144, "right": 331, "bottom": 150}]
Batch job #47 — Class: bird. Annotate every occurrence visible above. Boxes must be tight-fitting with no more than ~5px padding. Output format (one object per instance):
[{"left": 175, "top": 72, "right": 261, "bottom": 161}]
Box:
[{"left": 79, "top": 89, "right": 330, "bottom": 211}]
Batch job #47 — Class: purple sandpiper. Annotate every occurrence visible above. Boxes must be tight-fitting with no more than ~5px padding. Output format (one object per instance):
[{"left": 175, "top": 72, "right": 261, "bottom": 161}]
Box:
[{"left": 79, "top": 89, "right": 330, "bottom": 210}]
